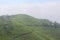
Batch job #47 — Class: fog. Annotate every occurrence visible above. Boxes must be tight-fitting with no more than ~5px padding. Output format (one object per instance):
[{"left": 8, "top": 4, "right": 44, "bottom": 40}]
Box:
[{"left": 0, "top": 0, "right": 60, "bottom": 23}]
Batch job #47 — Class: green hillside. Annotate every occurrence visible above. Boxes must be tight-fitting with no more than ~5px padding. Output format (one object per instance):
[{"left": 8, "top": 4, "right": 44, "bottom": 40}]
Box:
[{"left": 0, "top": 14, "right": 60, "bottom": 40}]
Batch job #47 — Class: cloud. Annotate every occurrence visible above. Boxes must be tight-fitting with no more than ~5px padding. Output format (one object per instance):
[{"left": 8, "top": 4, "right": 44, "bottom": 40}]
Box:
[{"left": 0, "top": 1, "right": 60, "bottom": 23}]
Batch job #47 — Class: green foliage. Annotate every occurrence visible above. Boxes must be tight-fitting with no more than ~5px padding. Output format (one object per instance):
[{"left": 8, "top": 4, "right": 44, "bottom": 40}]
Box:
[{"left": 0, "top": 14, "right": 60, "bottom": 40}]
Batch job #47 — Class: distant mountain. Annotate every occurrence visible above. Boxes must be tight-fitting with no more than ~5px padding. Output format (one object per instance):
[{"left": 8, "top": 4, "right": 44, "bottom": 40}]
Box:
[{"left": 0, "top": 14, "right": 60, "bottom": 40}]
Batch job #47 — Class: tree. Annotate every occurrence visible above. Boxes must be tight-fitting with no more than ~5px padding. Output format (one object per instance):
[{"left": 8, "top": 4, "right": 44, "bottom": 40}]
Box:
[{"left": 53, "top": 21, "right": 59, "bottom": 29}]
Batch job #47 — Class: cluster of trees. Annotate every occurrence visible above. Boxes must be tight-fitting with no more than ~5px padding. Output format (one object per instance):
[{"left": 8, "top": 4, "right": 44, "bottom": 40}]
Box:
[
  {"left": 0, "top": 14, "right": 60, "bottom": 40},
  {"left": 0, "top": 15, "right": 33, "bottom": 40}
]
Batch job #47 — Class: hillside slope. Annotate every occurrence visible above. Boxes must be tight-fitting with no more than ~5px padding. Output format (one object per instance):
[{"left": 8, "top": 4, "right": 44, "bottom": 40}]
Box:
[{"left": 0, "top": 14, "right": 60, "bottom": 40}]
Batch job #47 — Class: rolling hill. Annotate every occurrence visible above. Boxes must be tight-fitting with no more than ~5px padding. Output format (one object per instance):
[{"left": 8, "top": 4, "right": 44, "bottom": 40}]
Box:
[{"left": 0, "top": 14, "right": 60, "bottom": 40}]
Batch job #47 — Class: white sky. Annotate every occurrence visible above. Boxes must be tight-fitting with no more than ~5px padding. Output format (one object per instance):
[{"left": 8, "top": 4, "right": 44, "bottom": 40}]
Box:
[{"left": 0, "top": 0, "right": 60, "bottom": 23}]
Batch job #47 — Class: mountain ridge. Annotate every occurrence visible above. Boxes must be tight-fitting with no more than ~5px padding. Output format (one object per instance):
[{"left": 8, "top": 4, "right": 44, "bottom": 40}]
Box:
[{"left": 0, "top": 14, "right": 60, "bottom": 40}]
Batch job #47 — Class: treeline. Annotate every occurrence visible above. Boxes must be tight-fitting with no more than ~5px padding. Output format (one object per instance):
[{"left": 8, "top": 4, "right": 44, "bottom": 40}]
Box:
[{"left": 0, "top": 14, "right": 60, "bottom": 40}]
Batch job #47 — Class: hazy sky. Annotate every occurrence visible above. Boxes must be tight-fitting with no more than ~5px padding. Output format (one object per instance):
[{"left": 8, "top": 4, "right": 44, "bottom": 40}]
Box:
[{"left": 0, "top": 0, "right": 60, "bottom": 23}]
